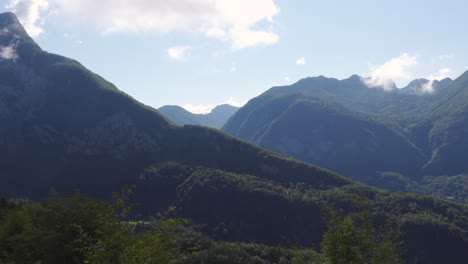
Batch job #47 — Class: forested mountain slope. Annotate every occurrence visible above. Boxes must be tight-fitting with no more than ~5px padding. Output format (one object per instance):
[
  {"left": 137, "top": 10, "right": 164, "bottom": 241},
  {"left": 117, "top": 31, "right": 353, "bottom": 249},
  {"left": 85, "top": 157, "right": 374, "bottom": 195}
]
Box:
[{"left": 223, "top": 71, "right": 467, "bottom": 190}]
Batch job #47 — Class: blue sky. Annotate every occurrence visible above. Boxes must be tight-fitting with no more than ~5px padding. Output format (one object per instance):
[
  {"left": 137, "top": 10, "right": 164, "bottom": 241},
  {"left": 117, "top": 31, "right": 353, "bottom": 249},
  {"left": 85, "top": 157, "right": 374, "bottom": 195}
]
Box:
[{"left": 2, "top": 0, "right": 467, "bottom": 113}]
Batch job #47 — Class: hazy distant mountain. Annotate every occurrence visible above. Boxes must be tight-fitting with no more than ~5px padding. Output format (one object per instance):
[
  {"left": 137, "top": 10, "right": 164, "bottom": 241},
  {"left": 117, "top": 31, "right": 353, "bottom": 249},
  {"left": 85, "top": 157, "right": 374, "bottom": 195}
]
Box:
[
  {"left": 1, "top": 12, "right": 467, "bottom": 263},
  {"left": 224, "top": 73, "right": 468, "bottom": 185},
  {"left": 412, "top": 71, "right": 468, "bottom": 175},
  {"left": 158, "top": 104, "right": 238, "bottom": 128},
  {"left": 223, "top": 86, "right": 426, "bottom": 183},
  {"left": 400, "top": 78, "right": 453, "bottom": 95}
]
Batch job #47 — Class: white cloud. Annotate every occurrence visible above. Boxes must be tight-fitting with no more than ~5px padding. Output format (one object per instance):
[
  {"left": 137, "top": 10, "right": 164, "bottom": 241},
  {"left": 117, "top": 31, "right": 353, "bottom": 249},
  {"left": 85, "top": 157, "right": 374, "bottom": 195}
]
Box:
[
  {"left": 205, "top": 27, "right": 227, "bottom": 39},
  {"left": 420, "top": 82, "right": 434, "bottom": 94},
  {"left": 5, "top": 0, "right": 49, "bottom": 37},
  {"left": 296, "top": 57, "right": 306, "bottom": 65},
  {"left": 183, "top": 103, "right": 215, "bottom": 114},
  {"left": 230, "top": 26, "right": 279, "bottom": 49},
  {"left": 23, "top": 0, "right": 280, "bottom": 49},
  {"left": 428, "top": 68, "right": 454, "bottom": 81},
  {"left": 167, "top": 46, "right": 191, "bottom": 60},
  {"left": 183, "top": 97, "right": 246, "bottom": 114},
  {"left": 230, "top": 62, "right": 237, "bottom": 72},
  {"left": 0, "top": 28, "right": 10, "bottom": 35},
  {"left": 421, "top": 68, "right": 455, "bottom": 94},
  {"left": 363, "top": 53, "right": 417, "bottom": 91},
  {"left": 222, "top": 97, "right": 246, "bottom": 107},
  {"left": 0, "top": 44, "right": 18, "bottom": 60}
]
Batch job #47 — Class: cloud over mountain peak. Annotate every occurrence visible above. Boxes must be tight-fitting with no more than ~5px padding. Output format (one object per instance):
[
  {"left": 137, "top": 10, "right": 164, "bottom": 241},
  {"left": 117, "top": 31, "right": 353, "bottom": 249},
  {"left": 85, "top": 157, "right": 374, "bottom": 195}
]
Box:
[{"left": 5, "top": 0, "right": 280, "bottom": 49}]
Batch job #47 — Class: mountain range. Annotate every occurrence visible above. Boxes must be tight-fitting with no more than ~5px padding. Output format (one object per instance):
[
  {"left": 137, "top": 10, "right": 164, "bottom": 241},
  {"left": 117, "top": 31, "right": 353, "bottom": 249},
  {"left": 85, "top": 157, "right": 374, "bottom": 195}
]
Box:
[
  {"left": 0, "top": 12, "right": 467, "bottom": 263},
  {"left": 158, "top": 104, "right": 238, "bottom": 128},
  {"left": 223, "top": 72, "right": 468, "bottom": 194}
]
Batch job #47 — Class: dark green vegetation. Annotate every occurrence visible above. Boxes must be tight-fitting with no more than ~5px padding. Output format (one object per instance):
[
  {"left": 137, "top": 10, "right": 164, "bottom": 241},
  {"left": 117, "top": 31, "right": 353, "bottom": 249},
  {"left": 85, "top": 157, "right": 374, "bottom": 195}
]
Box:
[
  {"left": 3, "top": 192, "right": 394, "bottom": 264},
  {"left": 419, "top": 174, "right": 468, "bottom": 203},
  {"left": 0, "top": 191, "right": 187, "bottom": 263},
  {"left": 0, "top": 191, "right": 406, "bottom": 264},
  {"left": 2, "top": 185, "right": 467, "bottom": 263},
  {"left": 159, "top": 104, "right": 239, "bottom": 128},
  {"left": 223, "top": 72, "right": 468, "bottom": 201},
  {"left": 1, "top": 12, "right": 467, "bottom": 263},
  {"left": 320, "top": 198, "right": 401, "bottom": 264},
  {"left": 139, "top": 162, "right": 468, "bottom": 263}
]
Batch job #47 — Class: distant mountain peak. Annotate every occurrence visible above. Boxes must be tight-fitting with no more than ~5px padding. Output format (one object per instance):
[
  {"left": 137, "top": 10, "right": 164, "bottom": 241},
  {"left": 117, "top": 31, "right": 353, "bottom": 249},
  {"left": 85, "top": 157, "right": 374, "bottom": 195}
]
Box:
[
  {"left": 347, "top": 74, "right": 362, "bottom": 80},
  {"left": 211, "top": 104, "right": 239, "bottom": 112},
  {"left": 215, "top": 103, "right": 234, "bottom": 108},
  {"left": 343, "top": 74, "right": 365, "bottom": 85},
  {"left": 0, "top": 12, "right": 20, "bottom": 26},
  {"left": 438, "top": 77, "right": 453, "bottom": 83},
  {"left": 407, "top": 78, "right": 430, "bottom": 86},
  {"left": 0, "top": 12, "right": 40, "bottom": 61},
  {"left": 158, "top": 104, "right": 239, "bottom": 128},
  {"left": 159, "top": 105, "right": 185, "bottom": 111},
  {"left": 0, "top": 12, "right": 29, "bottom": 39},
  {"left": 401, "top": 77, "right": 453, "bottom": 95}
]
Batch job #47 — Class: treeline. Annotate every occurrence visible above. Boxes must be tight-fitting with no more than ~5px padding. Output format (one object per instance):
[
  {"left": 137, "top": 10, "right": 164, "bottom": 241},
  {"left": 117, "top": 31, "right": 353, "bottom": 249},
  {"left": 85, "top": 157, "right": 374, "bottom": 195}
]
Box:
[
  {"left": 367, "top": 172, "right": 468, "bottom": 203},
  {"left": 0, "top": 190, "right": 401, "bottom": 264}
]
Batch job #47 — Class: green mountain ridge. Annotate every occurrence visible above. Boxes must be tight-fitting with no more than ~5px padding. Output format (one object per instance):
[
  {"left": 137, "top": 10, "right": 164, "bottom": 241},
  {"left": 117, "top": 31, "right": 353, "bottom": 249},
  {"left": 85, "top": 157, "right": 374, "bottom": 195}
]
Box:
[
  {"left": 1, "top": 12, "right": 467, "bottom": 263},
  {"left": 223, "top": 71, "right": 467, "bottom": 190}
]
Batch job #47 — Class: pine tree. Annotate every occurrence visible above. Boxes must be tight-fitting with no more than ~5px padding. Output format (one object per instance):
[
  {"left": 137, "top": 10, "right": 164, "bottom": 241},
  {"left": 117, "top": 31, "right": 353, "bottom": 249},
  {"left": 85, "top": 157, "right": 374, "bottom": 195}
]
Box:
[{"left": 321, "top": 197, "right": 401, "bottom": 264}]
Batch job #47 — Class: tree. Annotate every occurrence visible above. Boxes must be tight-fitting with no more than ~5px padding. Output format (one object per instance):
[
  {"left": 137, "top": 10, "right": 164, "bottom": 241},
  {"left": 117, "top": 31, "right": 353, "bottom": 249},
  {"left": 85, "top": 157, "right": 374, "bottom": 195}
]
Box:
[
  {"left": 321, "top": 197, "right": 401, "bottom": 264},
  {"left": 321, "top": 210, "right": 361, "bottom": 264}
]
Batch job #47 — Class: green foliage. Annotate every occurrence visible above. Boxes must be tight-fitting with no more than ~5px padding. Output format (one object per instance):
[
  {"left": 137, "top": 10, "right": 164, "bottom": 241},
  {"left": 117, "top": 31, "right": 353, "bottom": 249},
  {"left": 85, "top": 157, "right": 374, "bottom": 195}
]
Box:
[
  {"left": 362, "top": 173, "right": 468, "bottom": 203},
  {"left": 0, "top": 191, "right": 185, "bottom": 264},
  {"left": 1, "top": 191, "right": 323, "bottom": 264},
  {"left": 1, "top": 174, "right": 468, "bottom": 264},
  {"left": 420, "top": 175, "right": 468, "bottom": 203},
  {"left": 186, "top": 241, "right": 320, "bottom": 264},
  {"left": 138, "top": 163, "right": 468, "bottom": 263},
  {"left": 0, "top": 198, "right": 16, "bottom": 220},
  {"left": 0, "top": 192, "right": 115, "bottom": 263},
  {"left": 84, "top": 217, "right": 186, "bottom": 264},
  {"left": 321, "top": 198, "right": 401, "bottom": 264}
]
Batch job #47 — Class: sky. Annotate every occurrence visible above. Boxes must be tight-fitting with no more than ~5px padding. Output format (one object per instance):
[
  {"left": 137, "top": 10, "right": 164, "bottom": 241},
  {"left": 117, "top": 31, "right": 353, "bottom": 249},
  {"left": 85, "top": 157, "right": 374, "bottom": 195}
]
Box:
[{"left": 1, "top": 0, "right": 467, "bottom": 113}]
